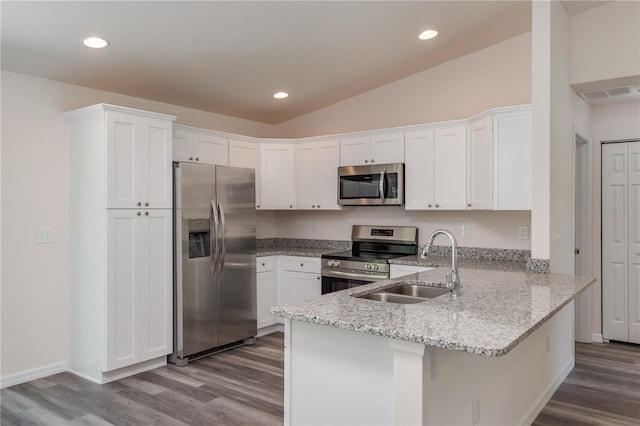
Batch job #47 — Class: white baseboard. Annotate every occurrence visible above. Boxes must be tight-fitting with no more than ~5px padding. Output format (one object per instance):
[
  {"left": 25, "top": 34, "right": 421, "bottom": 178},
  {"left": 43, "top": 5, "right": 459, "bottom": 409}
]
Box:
[
  {"left": 0, "top": 361, "right": 67, "bottom": 389},
  {"left": 591, "top": 333, "right": 604, "bottom": 343},
  {"left": 519, "top": 357, "right": 575, "bottom": 426},
  {"left": 257, "top": 323, "right": 284, "bottom": 337}
]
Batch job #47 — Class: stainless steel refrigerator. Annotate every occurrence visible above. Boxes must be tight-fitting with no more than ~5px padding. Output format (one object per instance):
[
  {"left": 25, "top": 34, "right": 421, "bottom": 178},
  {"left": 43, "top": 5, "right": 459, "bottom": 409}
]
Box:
[{"left": 169, "top": 162, "right": 257, "bottom": 366}]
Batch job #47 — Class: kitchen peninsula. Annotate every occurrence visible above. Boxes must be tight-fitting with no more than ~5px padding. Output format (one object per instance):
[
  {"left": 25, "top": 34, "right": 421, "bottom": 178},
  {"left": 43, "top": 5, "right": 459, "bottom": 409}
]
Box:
[{"left": 272, "top": 267, "right": 594, "bottom": 426}]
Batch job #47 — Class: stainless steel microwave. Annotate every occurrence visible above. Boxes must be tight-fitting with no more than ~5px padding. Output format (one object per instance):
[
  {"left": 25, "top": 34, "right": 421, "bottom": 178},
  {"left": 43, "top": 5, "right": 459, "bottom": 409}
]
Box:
[{"left": 338, "top": 163, "right": 404, "bottom": 206}]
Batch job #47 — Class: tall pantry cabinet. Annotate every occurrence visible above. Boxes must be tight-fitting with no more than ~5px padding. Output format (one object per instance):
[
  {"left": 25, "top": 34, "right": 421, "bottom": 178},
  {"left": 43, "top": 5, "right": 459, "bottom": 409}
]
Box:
[{"left": 65, "top": 104, "right": 175, "bottom": 383}]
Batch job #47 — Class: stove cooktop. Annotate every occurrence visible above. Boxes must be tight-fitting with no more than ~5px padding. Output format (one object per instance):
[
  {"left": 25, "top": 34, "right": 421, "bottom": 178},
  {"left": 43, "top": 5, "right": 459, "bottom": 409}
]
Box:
[{"left": 321, "top": 250, "right": 408, "bottom": 263}]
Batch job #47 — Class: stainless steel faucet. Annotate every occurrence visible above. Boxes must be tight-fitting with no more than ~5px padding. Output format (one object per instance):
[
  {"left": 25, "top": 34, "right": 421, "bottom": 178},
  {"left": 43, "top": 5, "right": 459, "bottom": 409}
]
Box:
[{"left": 420, "top": 229, "right": 461, "bottom": 299}]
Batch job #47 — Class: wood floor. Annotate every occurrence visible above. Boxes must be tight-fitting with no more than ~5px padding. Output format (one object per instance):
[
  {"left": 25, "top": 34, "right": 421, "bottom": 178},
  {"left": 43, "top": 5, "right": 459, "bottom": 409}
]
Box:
[{"left": 1, "top": 334, "right": 638, "bottom": 425}]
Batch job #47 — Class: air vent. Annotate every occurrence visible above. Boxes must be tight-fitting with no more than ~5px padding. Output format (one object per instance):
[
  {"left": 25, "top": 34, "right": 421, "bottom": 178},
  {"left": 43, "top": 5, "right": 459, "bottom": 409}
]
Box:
[{"left": 580, "top": 86, "right": 639, "bottom": 104}]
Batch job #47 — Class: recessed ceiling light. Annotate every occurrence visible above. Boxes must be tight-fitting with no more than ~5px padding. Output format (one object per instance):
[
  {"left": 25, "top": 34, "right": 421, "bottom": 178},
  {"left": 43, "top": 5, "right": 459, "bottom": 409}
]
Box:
[
  {"left": 83, "top": 36, "right": 109, "bottom": 49},
  {"left": 418, "top": 30, "right": 438, "bottom": 41},
  {"left": 273, "top": 92, "right": 289, "bottom": 99}
]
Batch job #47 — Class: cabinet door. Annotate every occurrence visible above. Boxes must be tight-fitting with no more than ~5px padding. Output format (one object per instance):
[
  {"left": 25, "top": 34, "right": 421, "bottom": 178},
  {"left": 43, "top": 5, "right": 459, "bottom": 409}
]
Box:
[
  {"left": 494, "top": 111, "right": 532, "bottom": 210},
  {"left": 106, "top": 111, "right": 139, "bottom": 209},
  {"left": 371, "top": 132, "right": 404, "bottom": 164},
  {"left": 140, "top": 209, "right": 172, "bottom": 361},
  {"left": 229, "top": 139, "right": 261, "bottom": 208},
  {"left": 467, "top": 116, "right": 493, "bottom": 210},
  {"left": 140, "top": 117, "right": 172, "bottom": 209},
  {"left": 106, "top": 210, "right": 141, "bottom": 371},
  {"left": 193, "top": 132, "right": 229, "bottom": 165},
  {"left": 340, "top": 135, "right": 371, "bottom": 166},
  {"left": 172, "top": 128, "right": 194, "bottom": 162},
  {"left": 295, "top": 141, "right": 317, "bottom": 209},
  {"left": 315, "top": 139, "right": 341, "bottom": 210},
  {"left": 260, "top": 143, "right": 295, "bottom": 210},
  {"left": 404, "top": 129, "right": 435, "bottom": 210},
  {"left": 434, "top": 126, "right": 467, "bottom": 210},
  {"left": 257, "top": 270, "right": 278, "bottom": 329},
  {"left": 281, "top": 271, "right": 322, "bottom": 305}
]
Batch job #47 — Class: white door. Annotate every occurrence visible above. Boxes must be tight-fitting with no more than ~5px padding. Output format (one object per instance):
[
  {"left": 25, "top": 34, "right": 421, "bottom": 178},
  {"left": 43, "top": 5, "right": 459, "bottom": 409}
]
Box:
[
  {"left": 106, "top": 111, "right": 139, "bottom": 209},
  {"left": 628, "top": 142, "right": 640, "bottom": 343},
  {"left": 106, "top": 210, "right": 141, "bottom": 371},
  {"left": 140, "top": 117, "right": 172, "bottom": 209},
  {"left": 281, "top": 271, "right": 322, "bottom": 305},
  {"left": 602, "top": 142, "right": 630, "bottom": 341},
  {"left": 434, "top": 126, "right": 467, "bottom": 210},
  {"left": 404, "top": 129, "right": 435, "bottom": 210},
  {"left": 260, "top": 143, "right": 295, "bottom": 209},
  {"left": 140, "top": 209, "right": 173, "bottom": 360},
  {"left": 295, "top": 142, "right": 318, "bottom": 209},
  {"left": 467, "top": 116, "right": 493, "bottom": 210},
  {"left": 494, "top": 111, "right": 532, "bottom": 210},
  {"left": 370, "top": 132, "right": 404, "bottom": 164},
  {"left": 193, "top": 132, "right": 229, "bottom": 165},
  {"left": 172, "top": 128, "right": 194, "bottom": 162},
  {"left": 316, "top": 139, "right": 340, "bottom": 210},
  {"left": 340, "top": 135, "right": 371, "bottom": 166},
  {"left": 257, "top": 270, "right": 278, "bottom": 328}
]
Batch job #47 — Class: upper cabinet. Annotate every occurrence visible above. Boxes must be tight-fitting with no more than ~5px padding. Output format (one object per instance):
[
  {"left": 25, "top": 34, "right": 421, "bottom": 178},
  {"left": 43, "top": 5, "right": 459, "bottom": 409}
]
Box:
[
  {"left": 467, "top": 115, "right": 493, "bottom": 210},
  {"left": 295, "top": 139, "right": 341, "bottom": 210},
  {"left": 229, "top": 139, "right": 261, "bottom": 209},
  {"left": 260, "top": 142, "right": 295, "bottom": 210},
  {"left": 105, "top": 109, "right": 173, "bottom": 209},
  {"left": 172, "top": 125, "right": 229, "bottom": 166},
  {"left": 493, "top": 107, "right": 532, "bottom": 210},
  {"left": 340, "top": 132, "right": 404, "bottom": 166},
  {"left": 405, "top": 125, "right": 467, "bottom": 210}
]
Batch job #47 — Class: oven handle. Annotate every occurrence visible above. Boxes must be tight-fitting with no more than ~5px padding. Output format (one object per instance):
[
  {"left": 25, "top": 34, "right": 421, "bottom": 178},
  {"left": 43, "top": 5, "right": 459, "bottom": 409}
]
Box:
[
  {"left": 379, "top": 169, "right": 386, "bottom": 203},
  {"left": 322, "top": 268, "right": 389, "bottom": 281}
]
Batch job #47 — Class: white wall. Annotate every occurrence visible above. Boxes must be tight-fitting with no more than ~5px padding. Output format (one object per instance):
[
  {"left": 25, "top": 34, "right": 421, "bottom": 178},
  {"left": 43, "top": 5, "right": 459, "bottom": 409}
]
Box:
[
  {"left": 0, "top": 71, "right": 276, "bottom": 380},
  {"left": 274, "top": 33, "right": 532, "bottom": 138},
  {"left": 273, "top": 209, "right": 531, "bottom": 250},
  {"left": 590, "top": 100, "right": 640, "bottom": 338},
  {"left": 569, "top": 0, "right": 640, "bottom": 86}
]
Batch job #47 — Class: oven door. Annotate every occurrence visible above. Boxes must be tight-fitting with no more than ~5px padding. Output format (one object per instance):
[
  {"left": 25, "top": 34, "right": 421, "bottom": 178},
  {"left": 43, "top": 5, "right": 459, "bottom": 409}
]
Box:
[
  {"left": 321, "top": 268, "right": 389, "bottom": 295},
  {"left": 338, "top": 163, "right": 403, "bottom": 206}
]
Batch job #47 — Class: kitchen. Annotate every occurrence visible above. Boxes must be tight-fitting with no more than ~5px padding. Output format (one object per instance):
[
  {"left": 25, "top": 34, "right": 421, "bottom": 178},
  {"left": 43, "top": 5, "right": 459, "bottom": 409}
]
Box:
[{"left": 1, "top": 1, "right": 639, "bottom": 425}]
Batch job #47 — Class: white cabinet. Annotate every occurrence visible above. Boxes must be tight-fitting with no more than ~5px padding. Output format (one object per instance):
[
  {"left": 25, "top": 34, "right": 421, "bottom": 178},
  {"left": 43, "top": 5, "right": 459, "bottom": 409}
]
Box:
[
  {"left": 65, "top": 104, "right": 175, "bottom": 384},
  {"left": 106, "top": 209, "right": 172, "bottom": 371},
  {"left": 260, "top": 142, "right": 295, "bottom": 210},
  {"left": 257, "top": 256, "right": 278, "bottom": 329},
  {"left": 229, "top": 139, "right": 261, "bottom": 208},
  {"left": 389, "top": 264, "right": 434, "bottom": 279},
  {"left": 340, "top": 132, "right": 404, "bottom": 166},
  {"left": 106, "top": 110, "right": 173, "bottom": 209},
  {"left": 467, "top": 115, "right": 493, "bottom": 210},
  {"left": 280, "top": 257, "right": 322, "bottom": 305},
  {"left": 405, "top": 125, "right": 467, "bottom": 210},
  {"left": 172, "top": 126, "right": 229, "bottom": 166},
  {"left": 493, "top": 108, "right": 532, "bottom": 210},
  {"left": 295, "top": 139, "right": 341, "bottom": 210}
]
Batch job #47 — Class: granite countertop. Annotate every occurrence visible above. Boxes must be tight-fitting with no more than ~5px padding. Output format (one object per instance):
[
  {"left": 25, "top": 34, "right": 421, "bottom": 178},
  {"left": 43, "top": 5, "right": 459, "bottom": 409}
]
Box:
[
  {"left": 257, "top": 247, "right": 341, "bottom": 257},
  {"left": 389, "top": 255, "right": 527, "bottom": 272},
  {"left": 271, "top": 268, "right": 595, "bottom": 357}
]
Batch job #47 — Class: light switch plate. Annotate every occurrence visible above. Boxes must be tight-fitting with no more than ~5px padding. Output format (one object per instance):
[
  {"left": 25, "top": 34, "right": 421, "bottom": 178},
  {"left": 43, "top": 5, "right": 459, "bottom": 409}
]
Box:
[
  {"left": 462, "top": 225, "right": 470, "bottom": 238},
  {"left": 36, "top": 227, "right": 54, "bottom": 244},
  {"left": 518, "top": 225, "right": 529, "bottom": 240}
]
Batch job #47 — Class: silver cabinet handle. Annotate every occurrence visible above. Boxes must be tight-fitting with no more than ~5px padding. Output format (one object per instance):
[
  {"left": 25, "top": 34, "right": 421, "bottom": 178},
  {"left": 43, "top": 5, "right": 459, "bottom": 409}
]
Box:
[
  {"left": 257, "top": 204, "right": 260, "bottom": 208},
  {"left": 467, "top": 203, "right": 472, "bottom": 207},
  {"left": 189, "top": 156, "right": 193, "bottom": 160},
  {"left": 195, "top": 157, "right": 199, "bottom": 161},
  {"left": 436, "top": 204, "right": 440, "bottom": 208},
  {"left": 290, "top": 205, "right": 293, "bottom": 208},
  {"left": 218, "top": 202, "right": 226, "bottom": 279},
  {"left": 211, "top": 201, "right": 220, "bottom": 276},
  {"left": 316, "top": 276, "right": 320, "bottom": 280},
  {"left": 371, "top": 159, "right": 375, "bottom": 163},
  {"left": 137, "top": 202, "right": 141, "bottom": 206},
  {"left": 144, "top": 211, "right": 149, "bottom": 216},
  {"left": 261, "top": 262, "right": 266, "bottom": 266},
  {"left": 145, "top": 202, "right": 149, "bottom": 207},
  {"left": 317, "top": 205, "right": 320, "bottom": 208},
  {"left": 379, "top": 168, "right": 386, "bottom": 204},
  {"left": 364, "top": 159, "right": 369, "bottom": 163},
  {"left": 300, "top": 263, "right": 304, "bottom": 267},
  {"left": 428, "top": 204, "right": 432, "bottom": 208},
  {"left": 136, "top": 211, "right": 141, "bottom": 216}
]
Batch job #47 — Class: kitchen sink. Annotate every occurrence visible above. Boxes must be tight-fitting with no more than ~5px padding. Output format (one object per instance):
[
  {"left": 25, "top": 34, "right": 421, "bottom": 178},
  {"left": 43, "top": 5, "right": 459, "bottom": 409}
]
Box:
[{"left": 355, "top": 283, "right": 449, "bottom": 304}]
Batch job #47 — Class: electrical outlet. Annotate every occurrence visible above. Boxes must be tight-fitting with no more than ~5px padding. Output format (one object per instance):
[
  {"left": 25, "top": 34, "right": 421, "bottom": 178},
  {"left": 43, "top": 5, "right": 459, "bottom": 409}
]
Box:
[
  {"left": 36, "top": 227, "right": 54, "bottom": 244},
  {"left": 518, "top": 225, "right": 529, "bottom": 240},
  {"left": 546, "top": 335, "right": 551, "bottom": 353},
  {"left": 462, "top": 225, "right": 471, "bottom": 238},
  {"left": 473, "top": 397, "right": 480, "bottom": 425},
  {"left": 553, "top": 228, "right": 561, "bottom": 245}
]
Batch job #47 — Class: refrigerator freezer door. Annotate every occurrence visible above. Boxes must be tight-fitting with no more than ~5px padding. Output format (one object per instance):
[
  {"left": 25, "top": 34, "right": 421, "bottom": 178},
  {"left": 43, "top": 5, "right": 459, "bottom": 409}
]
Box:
[
  {"left": 175, "top": 162, "right": 219, "bottom": 358},
  {"left": 216, "top": 166, "right": 257, "bottom": 346}
]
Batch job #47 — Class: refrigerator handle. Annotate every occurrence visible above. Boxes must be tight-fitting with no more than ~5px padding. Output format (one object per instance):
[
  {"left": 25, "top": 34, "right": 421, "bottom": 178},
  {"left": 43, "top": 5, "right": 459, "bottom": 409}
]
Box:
[
  {"left": 218, "top": 202, "right": 226, "bottom": 278},
  {"left": 211, "top": 200, "right": 220, "bottom": 276}
]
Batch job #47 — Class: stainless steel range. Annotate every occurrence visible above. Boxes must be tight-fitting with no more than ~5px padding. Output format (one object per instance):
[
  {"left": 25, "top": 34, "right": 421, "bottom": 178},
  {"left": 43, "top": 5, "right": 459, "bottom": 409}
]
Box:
[{"left": 321, "top": 225, "right": 418, "bottom": 294}]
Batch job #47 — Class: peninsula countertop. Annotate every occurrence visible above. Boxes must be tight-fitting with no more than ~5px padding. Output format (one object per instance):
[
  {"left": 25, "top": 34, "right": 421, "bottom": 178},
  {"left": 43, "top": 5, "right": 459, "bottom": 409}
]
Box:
[{"left": 271, "top": 267, "right": 595, "bottom": 357}]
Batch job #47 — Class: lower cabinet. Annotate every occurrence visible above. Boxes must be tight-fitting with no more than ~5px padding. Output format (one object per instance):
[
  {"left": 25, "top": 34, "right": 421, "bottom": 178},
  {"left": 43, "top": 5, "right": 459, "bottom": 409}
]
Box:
[{"left": 257, "top": 256, "right": 278, "bottom": 329}]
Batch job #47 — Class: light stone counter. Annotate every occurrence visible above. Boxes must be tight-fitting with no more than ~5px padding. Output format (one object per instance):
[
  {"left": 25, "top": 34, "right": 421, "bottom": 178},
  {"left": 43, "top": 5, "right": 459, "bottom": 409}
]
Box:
[{"left": 271, "top": 267, "right": 595, "bottom": 357}]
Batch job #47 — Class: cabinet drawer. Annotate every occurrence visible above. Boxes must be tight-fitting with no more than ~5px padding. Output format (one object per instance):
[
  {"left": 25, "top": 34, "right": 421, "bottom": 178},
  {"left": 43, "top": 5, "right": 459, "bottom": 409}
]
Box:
[
  {"left": 282, "top": 256, "right": 321, "bottom": 273},
  {"left": 257, "top": 256, "right": 276, "bottom": 273}
]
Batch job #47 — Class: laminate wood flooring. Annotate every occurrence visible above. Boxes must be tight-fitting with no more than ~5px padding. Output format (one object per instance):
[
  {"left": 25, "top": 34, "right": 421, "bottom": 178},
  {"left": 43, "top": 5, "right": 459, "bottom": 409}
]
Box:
[
  {"left": 533, "top": 341, "right": 640, "bottom": 426},
  {"left": 1, "top": 333, "right": 284, "bottom": 426},
  {"left": 2, "top": 334, "right": 638, "bottom": 425}
]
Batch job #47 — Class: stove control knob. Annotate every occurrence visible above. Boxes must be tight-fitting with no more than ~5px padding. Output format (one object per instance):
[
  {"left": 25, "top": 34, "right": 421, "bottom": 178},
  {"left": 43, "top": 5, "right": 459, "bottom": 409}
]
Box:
[{"left": 373, "top": 264, "right": 379, "bottom": 271}]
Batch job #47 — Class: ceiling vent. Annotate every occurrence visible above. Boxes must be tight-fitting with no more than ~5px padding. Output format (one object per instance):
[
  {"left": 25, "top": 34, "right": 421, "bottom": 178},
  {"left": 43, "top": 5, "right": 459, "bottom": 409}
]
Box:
[{"left": 580, "top": 86, "right": 639, "bottom": 104}]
